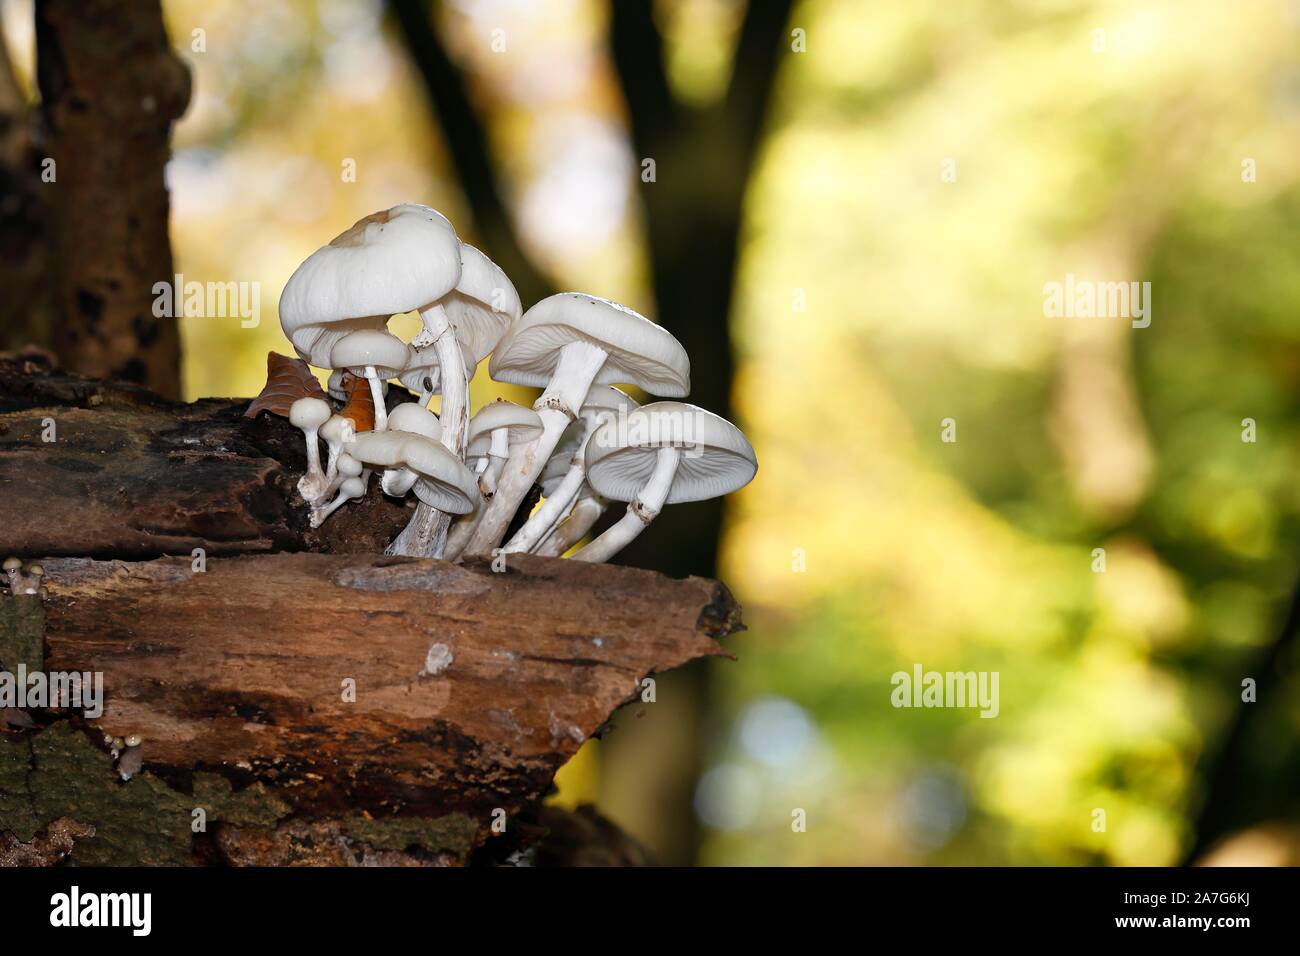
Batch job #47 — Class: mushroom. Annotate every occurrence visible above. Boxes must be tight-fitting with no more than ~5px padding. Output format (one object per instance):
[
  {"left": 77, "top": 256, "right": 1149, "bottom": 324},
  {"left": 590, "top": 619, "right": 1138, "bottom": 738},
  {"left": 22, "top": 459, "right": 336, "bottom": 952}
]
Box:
[
  {"left": 3, "top": 557, "right": 22, "bottom": 594},
  {"left": 348, "top": 432, "right": 479, "bottom": 537},
  {"left": 317, "top": 414, "right": 357, "bottom": 496},
  {"left": 329, "top": 369, "right": 387, "bottom": 405},
  {"left": 464, "top": 293, "right": 690, "bottom": 556},
  {"left": 328, "top": 329, "right": 410, "bottom": 433},
  {"left": 311, "top": 473, "right": 368, "bottom": 528},
  {"left": 1, "top": 559, "right": 43, "bottom": 596},
  {"left": 326, "top": 369, "right": 350, "bottom": 402},
  {"left": 380, "top": 402, "right": 442, "bottom": 497},
  {"left": 398, "top": 351, "right": 442, "bottom": 407},
  {"left": 118, "top": 735, "right": 144, "bottom": 781},
  {"left": 24, "top": 565, "right": 43, "bottom": 596},
  {"left": 289, "top": 397, "right": 334, "bottom": 503},
  {"left": 278, "top": 204, "right": 462, "bottom": 381},
  {"left": 393, "top": 243, "right": 520, "bottom": 557},
  {"left": 505, "top": 385, "right": 638, "bottom": 554},
  {"left": 571, "top": 402, "right": 756, "bottom": 563},
  {"left": 442, "top": 400, "right": 543, "bottom": 560},
  {"left": 535, "top": 488, "right": 608, "bottom": 556}
]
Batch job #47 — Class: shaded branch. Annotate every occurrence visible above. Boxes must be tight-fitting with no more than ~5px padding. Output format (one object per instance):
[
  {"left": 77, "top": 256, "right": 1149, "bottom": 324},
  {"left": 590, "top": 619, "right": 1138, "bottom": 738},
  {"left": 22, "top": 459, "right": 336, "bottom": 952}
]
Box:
[
  {"left": 387, "top": 0, "right": 553, "bottom": 306},
  {"left": 607, "top": 0, "right": 677, "bottom": 156},
  {"left": 723, "top": 0, "right": 796, "bottom": 168}
]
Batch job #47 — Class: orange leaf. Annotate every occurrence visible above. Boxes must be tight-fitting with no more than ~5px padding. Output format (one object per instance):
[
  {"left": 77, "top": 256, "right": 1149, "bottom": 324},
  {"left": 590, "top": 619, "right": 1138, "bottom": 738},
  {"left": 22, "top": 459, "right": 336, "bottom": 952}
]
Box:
[
  {"left": 244, "top": 352, "right": 328, "bottom": 419},
  {"left": 338, "top": 372, "right": 376, "bottom": 432}
]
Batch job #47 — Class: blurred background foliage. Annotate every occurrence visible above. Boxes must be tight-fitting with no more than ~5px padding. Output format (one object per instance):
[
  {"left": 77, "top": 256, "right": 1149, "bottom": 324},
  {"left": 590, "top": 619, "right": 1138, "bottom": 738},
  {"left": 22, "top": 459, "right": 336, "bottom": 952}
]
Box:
[{"left": 5, "top": 0, "right": 1300, "bottom": 864}]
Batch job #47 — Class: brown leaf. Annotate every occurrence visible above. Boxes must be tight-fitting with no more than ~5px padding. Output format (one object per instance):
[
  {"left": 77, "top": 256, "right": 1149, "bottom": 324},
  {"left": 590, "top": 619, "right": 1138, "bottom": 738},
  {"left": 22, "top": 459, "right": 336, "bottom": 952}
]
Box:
[
  {"left": 245, "top": 352, "right": 328, "bottom": 419},
  {"left": 338, "top": 373, "right": 375, "bottom": 432}
]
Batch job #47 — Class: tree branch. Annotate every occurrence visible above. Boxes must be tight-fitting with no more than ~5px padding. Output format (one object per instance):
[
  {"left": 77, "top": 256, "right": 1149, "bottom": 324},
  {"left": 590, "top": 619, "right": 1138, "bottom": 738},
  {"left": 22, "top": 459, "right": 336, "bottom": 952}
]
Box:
[
  {"left": 386, "top": 0, "right": 552, "bottom": 306},
  {"left": 607, "top": 0, "right": 677, "bottom": 157},
  {"left": 723, "top": 0, "right": 795, "bottom": 168}
]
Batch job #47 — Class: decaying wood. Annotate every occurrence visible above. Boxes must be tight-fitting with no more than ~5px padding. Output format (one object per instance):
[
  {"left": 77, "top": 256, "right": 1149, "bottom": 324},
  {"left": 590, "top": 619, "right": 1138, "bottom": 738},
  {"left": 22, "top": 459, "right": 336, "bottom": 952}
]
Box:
[
  {"left": 2, "top": 552, "right": 739, "bottom": 864},
  {"left": 0, "top": 351, "right": 411, "bottom": 557},
  {"left": 0, "top": 351, "right": 746, "bottom": 866}
]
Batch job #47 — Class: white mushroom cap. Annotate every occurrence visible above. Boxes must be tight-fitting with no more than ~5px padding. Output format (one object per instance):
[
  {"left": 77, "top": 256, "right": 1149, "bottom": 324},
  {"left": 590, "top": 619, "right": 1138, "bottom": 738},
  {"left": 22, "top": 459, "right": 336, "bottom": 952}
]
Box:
[
  {"left": 489, "top": 293, "right": 690, "bottom": 397},
  {"left": 291, "top": 316, "right": 388, "bottom": 370},
  {"left": 582, "top": 384, "right": 640, "bottom": 416},
  {"left": 443, "top": 243, "right": 520, "bottom": 365},
  {"left": 319, "top": 415, "right": 355, "bottom": 446},
  {"left": 279, "top": 204, "right": 461, "bottom": 331},
  {"left": 329, "top": 329, "right": 410, "bottom": 379},
  {"left": 584, "top": 402, "right": 756, "bottom": 504},
  {"left": 467, "top": 399, "right": 544, "bottom": 448},
  {"left": 347, "top": 431, "right": 478, "bottom": 514},
  {"left": 289, "top": 396, "right": 331, "bottom": 431},
  {"left": 386, "top": 403, "right": 442, "bottom": 441},
  {"left": 398, "top": 350, "right": 442, "bottom": 397},
  {"left": 337, "top": 453, "right": 364, "bottom": 478}
]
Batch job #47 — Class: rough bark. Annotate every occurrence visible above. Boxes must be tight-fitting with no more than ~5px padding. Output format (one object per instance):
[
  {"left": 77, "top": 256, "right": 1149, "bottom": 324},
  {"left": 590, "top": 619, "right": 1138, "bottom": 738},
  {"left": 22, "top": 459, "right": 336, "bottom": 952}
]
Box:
[
  {"left": 0, "top": 553, "right": 739, "bottom": 865},
  {"left": 0, "top": 350, "right": 412, "bottom": 558},
  {"left": 0, "top": 30, "right": 53, "bottom": 355},
  {"left": 0, "top": 353, "right": 745, "bottom": 865},
  {"left": 35, "top": 0, "right": 190, "bottom": 398}
]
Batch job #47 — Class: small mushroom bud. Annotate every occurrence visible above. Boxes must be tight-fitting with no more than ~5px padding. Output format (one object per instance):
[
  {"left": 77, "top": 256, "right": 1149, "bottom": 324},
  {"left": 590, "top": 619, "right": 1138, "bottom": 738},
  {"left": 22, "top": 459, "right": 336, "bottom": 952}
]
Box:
[
  {"left": 317, "top": 415, "right": 356, "bottom": 496},
  {"left": 125, "top": 733, "right": 142, "bottom": 747},
  {"left": 310, "top": 474, "right": 368, "bottom": 528},
  {"left": 117, "top": 743, "right": 144, "bottom": 781},
  {"left": 291, "top": 397, "right": 333, "bottom": 504},
  {"left": 22, "top": 564, "right": 44, "bottom": 595},
  {"left": 3, "top": 557, "right": 21, "bottom": 592}
]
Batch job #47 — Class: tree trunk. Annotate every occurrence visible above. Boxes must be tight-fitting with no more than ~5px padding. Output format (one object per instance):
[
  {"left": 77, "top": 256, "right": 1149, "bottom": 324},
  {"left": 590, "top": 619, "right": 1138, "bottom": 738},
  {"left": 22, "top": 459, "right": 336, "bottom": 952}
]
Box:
[{"left": 35, "top": 0, "right": 190, "bottom": 398}]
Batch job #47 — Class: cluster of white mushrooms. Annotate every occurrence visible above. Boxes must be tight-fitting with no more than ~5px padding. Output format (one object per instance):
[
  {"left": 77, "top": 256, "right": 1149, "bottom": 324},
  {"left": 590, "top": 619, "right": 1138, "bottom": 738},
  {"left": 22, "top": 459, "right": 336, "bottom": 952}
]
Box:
[
  {"left": 279, "top": 203, "right": 757, "bottom": 563},
  {"left": 2, "top": 557, "right": 43, "bottom": 596}
]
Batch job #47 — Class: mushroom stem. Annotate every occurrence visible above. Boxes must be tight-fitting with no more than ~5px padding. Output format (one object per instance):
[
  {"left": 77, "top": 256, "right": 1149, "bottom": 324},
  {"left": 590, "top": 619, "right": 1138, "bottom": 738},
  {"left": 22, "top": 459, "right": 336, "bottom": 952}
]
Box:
[
  {"left": 366, "top": 366, "right": 388, "bottom": 432},
  {"left": 389, "top": 304, "right": 468, "bottom": 558},
  {"left": 465, "top": 341, "right": 609, "bottom": 556},
  {"left": 317, "top": 418, "right": 356, "bottom": 498},
  {"left": 504, "top": 430, "right": 592, "bottom": 554},
  {"left": 536, "top": 493, "right": 606, "bottom": 555},
  {"left": 572, "top": 447, "right": 680, "bottom": 563},
  {"left": 444, "top": 494, "right": 489, "bottom": 561},
  {"left": 303, "top": 424, "right": 324, "bottom": 479},
  {"left": 294, "top": 418, "right": 331, "bottom": 504},
  {"left": 444, "top": 429, "right": 509, "bottom": 561}
]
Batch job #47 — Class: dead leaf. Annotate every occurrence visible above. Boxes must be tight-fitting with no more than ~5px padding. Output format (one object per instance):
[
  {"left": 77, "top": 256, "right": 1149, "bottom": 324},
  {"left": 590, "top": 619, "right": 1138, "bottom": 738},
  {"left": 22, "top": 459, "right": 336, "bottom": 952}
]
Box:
[
  {"left": 338, "top": 373, "right": 376, "bottom": 432},
  {"left": 245, "top": 352, "right": 328, "bottom": 419}
]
